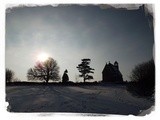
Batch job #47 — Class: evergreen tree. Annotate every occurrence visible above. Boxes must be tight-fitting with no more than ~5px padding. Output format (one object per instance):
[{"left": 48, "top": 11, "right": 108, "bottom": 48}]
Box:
[{"left": 77, "top": 58, "right": 94, "bottom": 82}]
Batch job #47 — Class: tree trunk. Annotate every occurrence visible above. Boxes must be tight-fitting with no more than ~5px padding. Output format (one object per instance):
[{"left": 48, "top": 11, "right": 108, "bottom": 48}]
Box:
[
  {"left": 46, "top": 68, "right": 49, "bottom": 84},
  {"left": 46, "top": 79, "right": 49, "bottom": 83}
]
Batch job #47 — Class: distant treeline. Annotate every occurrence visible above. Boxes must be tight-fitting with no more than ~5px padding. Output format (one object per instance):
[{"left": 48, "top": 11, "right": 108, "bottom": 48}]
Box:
[{"left": 6, "top": 81, "right": 127, "bottom": 86}]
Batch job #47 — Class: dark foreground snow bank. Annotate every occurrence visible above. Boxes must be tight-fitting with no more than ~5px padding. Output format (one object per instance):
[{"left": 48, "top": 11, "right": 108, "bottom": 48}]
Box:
[{"left": 6, "top": 85, "right": 154, "bottom": 115}]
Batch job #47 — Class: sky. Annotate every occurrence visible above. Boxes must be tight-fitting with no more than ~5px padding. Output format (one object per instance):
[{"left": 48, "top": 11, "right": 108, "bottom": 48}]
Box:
[{"left": 5, "top": 4, "right": 154, "bottom": 82}]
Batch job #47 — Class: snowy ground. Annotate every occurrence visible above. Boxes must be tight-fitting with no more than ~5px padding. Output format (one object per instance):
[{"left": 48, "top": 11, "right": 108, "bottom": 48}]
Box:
[{"left": 6, "top": 84, "right": 154, "bottom": 115}]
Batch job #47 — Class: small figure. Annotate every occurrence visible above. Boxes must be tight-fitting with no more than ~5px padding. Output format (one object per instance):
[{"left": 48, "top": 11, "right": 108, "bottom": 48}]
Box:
[{"left": 62, "top": 69, "right": 69, "bottom": 83}]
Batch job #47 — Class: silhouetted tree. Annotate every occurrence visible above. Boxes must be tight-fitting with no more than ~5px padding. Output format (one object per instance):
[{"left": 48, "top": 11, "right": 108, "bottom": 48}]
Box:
[
  {"left": 6, "top": 68, "right": 14, "bottom": 83},
  {"left": 27, "top": 57, "right": 60, "bottom": 83},
  {"left": 128, "top": 59, "right": 155, "bottom": 96},
  {"left": 77, "top": 58, "right": 95, "bottom": 82},
  {"left": 62, "top": 69, "right": 69, "bottom": 83}
]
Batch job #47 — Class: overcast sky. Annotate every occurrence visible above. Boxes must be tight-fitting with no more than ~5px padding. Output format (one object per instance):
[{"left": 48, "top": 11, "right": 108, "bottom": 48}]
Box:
[{"left": 5, "top": 5, "right": 154, "bottom": 82}]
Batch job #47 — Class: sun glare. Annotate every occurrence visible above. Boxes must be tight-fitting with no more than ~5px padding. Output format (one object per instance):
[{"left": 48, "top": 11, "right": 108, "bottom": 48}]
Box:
[{"left": 37, "top": 52, "right": 49, "bottom": 62}]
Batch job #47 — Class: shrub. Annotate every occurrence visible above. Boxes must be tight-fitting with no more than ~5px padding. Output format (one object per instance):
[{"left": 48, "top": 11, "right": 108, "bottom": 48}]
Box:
[{"left": 128, "top": 59, "right": 155, "bottom": 97}]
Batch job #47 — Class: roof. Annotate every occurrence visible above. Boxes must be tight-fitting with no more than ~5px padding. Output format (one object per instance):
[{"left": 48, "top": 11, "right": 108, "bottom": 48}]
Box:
[{"left": 102, "top": 62, "right": 122, "bottom": 76}]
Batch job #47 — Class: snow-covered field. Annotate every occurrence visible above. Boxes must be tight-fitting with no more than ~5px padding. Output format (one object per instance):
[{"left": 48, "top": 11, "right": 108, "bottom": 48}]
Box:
[{"left": 6, "top": 85, "right": 154, "bottom": 115}]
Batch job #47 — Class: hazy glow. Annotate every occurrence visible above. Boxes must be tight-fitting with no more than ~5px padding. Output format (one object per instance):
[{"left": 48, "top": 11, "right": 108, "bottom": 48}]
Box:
[
  {"left": 5, "top": 5, "right": 154, "bottom": 82},
  {"left": 37, "top": 52, "right": 49, "bottom": 62}
]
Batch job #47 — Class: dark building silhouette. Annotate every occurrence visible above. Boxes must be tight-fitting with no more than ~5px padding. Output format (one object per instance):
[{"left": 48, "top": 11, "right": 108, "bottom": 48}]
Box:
[
  {"left": 62, "top": 69, "right": 69, "bottom": 83},
  {"left": 102, "top": 61, "right": 123, "bottom": 83}
]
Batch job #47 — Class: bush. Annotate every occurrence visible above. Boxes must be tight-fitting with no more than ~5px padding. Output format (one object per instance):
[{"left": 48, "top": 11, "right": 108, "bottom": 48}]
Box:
[{"left": 128, "top": 59, "right": 155, "bottom": 97}]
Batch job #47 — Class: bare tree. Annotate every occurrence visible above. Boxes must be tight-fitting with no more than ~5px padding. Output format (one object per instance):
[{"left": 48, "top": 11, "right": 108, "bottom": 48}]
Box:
[
  {"left": 27, "top": 57, "right": 60, "bottom": 83},
  {"left": 6, "top": 68, "right": 14, "bottom": 83},
  {"left": 77, "top": 58, "right": 95, "bottom": 82}
]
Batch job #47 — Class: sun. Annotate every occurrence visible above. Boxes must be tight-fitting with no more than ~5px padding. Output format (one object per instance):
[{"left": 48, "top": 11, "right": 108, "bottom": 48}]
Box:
[{"left": 37, "top": 52, "right": 49, "bottom": 62}]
